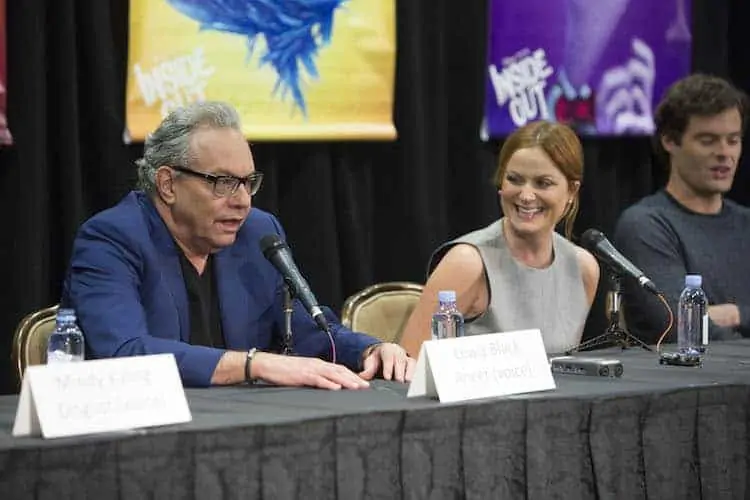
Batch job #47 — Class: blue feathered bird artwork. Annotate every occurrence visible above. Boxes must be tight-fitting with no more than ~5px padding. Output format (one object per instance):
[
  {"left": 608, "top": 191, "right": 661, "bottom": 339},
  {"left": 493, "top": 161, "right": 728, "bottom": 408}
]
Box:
[{"left": 166, "top": 0, "right": 346, "bottom": 117}]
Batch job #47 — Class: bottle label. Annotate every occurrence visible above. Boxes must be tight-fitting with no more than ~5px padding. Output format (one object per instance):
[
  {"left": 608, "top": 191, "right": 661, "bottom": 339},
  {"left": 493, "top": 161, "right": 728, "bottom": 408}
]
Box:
[{"left": 702, "top": 313, "right": 709, "bottom": 345}]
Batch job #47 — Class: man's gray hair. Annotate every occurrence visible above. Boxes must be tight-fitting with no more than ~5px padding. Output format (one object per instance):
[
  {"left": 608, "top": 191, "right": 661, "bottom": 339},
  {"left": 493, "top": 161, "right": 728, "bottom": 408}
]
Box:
[{"left": 135, "top": 101, "right": 242, "bottom": 193}]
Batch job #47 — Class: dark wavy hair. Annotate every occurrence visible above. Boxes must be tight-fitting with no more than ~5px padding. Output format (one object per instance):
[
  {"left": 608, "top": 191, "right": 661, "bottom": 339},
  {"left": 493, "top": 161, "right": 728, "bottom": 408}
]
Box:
[{"left": 653, "top": 74, "right": 748, "bottom": 166}]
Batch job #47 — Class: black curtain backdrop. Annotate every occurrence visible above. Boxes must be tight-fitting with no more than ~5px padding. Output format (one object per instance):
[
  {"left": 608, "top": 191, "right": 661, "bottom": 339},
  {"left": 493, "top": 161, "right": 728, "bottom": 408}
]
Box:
[{"left": 0, "top": 0, "right": 747, "bottom": 394}]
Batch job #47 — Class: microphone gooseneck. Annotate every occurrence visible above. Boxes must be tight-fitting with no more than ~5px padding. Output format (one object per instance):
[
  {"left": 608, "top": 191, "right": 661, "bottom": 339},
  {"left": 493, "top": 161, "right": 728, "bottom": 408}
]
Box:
[{"left": 260, "top": 234, "right": 331, "bottom": 333}]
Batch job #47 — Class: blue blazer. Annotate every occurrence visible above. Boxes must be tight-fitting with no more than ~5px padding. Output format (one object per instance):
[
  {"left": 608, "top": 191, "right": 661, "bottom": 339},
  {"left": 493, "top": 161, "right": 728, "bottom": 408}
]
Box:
[{"left": 61, "top": 191, "right": 379, "bottom": 387}]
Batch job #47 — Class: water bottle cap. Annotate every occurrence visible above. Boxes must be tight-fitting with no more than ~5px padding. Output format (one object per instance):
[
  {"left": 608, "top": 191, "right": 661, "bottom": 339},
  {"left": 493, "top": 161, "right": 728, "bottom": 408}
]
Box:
[
  {"left": 685, "top": 274, "right": 702, "bottom": 288},
  {"left": 438, "top": 290, "right": 457, "bottom": 303},
  {"left": 57, "top": 308, "right": 76, "bottom": 320}
]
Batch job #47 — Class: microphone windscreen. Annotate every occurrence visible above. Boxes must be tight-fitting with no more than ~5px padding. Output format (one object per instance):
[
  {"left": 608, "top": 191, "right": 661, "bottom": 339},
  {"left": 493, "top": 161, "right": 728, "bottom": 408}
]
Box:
[
  {"left": 581, "top": 228, "right": 605, "bottom": 250},
  {"left": 259, "top": 234, "right": 286, "bottom": 258}
]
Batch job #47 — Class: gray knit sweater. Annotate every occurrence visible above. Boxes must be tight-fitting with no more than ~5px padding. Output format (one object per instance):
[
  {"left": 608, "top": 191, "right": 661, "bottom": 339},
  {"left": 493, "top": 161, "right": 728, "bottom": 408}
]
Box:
[{"left": 614, "top": 190, "right": 750, "bottom": 344}]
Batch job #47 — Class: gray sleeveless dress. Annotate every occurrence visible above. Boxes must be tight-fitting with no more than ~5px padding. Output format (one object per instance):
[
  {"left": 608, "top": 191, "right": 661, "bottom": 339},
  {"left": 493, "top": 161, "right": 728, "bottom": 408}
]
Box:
[{"left": 428, "top": 219, "right": 590, "bottom": 354}]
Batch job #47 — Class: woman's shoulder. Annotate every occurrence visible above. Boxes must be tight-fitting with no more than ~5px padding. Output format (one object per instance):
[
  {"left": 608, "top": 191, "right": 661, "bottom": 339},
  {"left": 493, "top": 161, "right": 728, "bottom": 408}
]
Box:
[
  {"left": 428, "top": 220, "right": 502, "bottom": 275},
  {"left": 566, "top": 240, "right": 600, "bottom": 304},
  {"left": 571, "top": 244, "right": 598, "bottom": 272},
  {"left": 553, "top": 233, "right": 593, "bottom": 263},
  {"left": 452, "top": 220, "right": 504, "bottom": 247},
  {"left": 435, "top": 242, "right": 485, "bottom": 272}
]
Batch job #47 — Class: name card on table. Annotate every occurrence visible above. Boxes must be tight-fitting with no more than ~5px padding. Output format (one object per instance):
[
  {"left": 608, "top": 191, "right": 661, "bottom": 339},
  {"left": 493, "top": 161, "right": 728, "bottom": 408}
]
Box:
[
  {"left": 12, "top": 353, "right": 192, "bottom": 439},
  {"left": 407, "top": 329, "right": 556, "bottom": 403}
]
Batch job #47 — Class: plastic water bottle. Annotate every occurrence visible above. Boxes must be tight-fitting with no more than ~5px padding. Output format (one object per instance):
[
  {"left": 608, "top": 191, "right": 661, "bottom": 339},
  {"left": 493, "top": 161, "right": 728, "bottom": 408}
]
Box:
[
  {"left": 677, "top": 275, "right": 708, "bottom": 354},
  {"left": 431, "top": 290, "right": 465, "bottom": 340},
  {"left": 47, "top": 308, "right": 85, "bottom": 363}
]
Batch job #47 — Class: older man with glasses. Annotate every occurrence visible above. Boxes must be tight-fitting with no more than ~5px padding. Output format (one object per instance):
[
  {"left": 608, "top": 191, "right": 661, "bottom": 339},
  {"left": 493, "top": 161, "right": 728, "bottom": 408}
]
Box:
[{"left": 61, "top": 101, "right": 414, "bottom": 388}]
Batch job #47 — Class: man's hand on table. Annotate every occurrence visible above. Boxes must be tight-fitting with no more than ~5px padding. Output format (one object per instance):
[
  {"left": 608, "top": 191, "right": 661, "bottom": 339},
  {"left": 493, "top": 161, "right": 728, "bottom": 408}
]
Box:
[
  {"left": 709, "top": 304, "right": 741, "bottom": 329},
  {"left": 252, "top": 352, "right": 370, "bottom": 390}
]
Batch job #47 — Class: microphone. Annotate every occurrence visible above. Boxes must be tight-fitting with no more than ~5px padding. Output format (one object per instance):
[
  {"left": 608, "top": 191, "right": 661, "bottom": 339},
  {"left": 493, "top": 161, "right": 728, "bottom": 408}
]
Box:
[
  {"left": 259, "top": 234, "right": 331, "bottom": 333},
  {"left": 581, "top": 229, "right": 661, "bottom": 295}
]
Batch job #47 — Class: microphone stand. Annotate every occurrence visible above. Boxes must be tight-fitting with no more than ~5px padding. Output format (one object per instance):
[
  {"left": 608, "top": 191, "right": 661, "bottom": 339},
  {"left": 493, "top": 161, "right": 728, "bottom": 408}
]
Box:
[
  {"left": 282, "top": 281, "right": 295, "bottom": 356},
  {"left": 566, "top": 271, "right": 653, "bottom": 354}
]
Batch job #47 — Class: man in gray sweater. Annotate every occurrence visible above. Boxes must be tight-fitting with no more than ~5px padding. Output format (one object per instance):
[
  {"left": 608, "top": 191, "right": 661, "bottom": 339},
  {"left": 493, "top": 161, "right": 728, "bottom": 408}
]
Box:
[{"left": 614, "top": 74, "right": 749, "bottom": 344}]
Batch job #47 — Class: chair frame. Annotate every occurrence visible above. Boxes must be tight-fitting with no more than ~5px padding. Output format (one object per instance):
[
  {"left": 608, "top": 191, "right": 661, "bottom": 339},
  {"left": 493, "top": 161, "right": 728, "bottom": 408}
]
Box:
[
  {"left": 11, "top": 304, "right": 59, "bottom": 385},
  {"left": 340, "top": 281, "right": 424, "bottom": 330}
]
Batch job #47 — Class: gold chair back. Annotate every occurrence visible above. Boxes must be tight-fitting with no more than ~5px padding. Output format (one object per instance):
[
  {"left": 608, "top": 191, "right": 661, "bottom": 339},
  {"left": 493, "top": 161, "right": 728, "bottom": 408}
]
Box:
[
  {"left": 11, "top": 304, "right": 59, "bottom": 386},
  {"left": 341, "top": 282, "right": 424, "bottom": 343}
]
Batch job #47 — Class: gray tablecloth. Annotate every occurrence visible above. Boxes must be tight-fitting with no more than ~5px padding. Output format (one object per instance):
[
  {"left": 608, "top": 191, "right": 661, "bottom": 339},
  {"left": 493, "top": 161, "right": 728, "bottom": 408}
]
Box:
[{"left": 2, "top": 342, "right": 750, "bottom": 499}]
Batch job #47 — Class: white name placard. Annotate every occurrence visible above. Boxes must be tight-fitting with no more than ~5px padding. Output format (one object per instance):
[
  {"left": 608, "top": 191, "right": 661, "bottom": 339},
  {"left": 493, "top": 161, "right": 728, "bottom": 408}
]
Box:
[
  {"left": 407, "top": 329, "right": 556, "bottom": 403},
  {"left": 13, "top": 353, "right": 192, "bottom": 439}
]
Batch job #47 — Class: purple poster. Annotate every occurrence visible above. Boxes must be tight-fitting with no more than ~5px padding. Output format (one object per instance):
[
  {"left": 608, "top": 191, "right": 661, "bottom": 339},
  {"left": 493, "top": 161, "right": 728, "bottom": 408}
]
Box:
[{"left": 483, "top": 0, "right": 691, "bottom": 137}]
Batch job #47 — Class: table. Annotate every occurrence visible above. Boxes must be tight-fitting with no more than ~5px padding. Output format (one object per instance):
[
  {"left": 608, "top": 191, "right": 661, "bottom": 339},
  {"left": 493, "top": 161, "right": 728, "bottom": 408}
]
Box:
[{"left": 1, "top": 341, "right": 750, "bottom": 499}]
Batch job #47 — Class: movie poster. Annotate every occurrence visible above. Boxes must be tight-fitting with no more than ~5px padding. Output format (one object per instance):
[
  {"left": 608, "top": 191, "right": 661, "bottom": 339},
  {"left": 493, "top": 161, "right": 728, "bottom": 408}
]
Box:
[
  {"left": 483, "top": 0, "right": 691, "bottom": 137},
  {"left": 126, "top": 0, "right": 397, "bottom": 141}
]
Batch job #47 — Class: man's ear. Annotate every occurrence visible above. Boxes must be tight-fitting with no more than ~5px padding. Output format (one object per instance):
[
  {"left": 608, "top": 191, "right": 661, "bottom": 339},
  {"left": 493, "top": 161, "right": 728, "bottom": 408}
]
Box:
[
  {"left": 661, "top": 134, "right": 677, "bottom": 155},
  {"left": 155, "top": 166, "right": 176, "bottom": 204}
]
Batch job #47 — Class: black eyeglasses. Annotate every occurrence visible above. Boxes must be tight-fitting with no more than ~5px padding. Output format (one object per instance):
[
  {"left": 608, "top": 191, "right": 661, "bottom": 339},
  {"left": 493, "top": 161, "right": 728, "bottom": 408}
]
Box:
[{"left": 171, "top": 166, "right": 264, "bottom": 197}]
